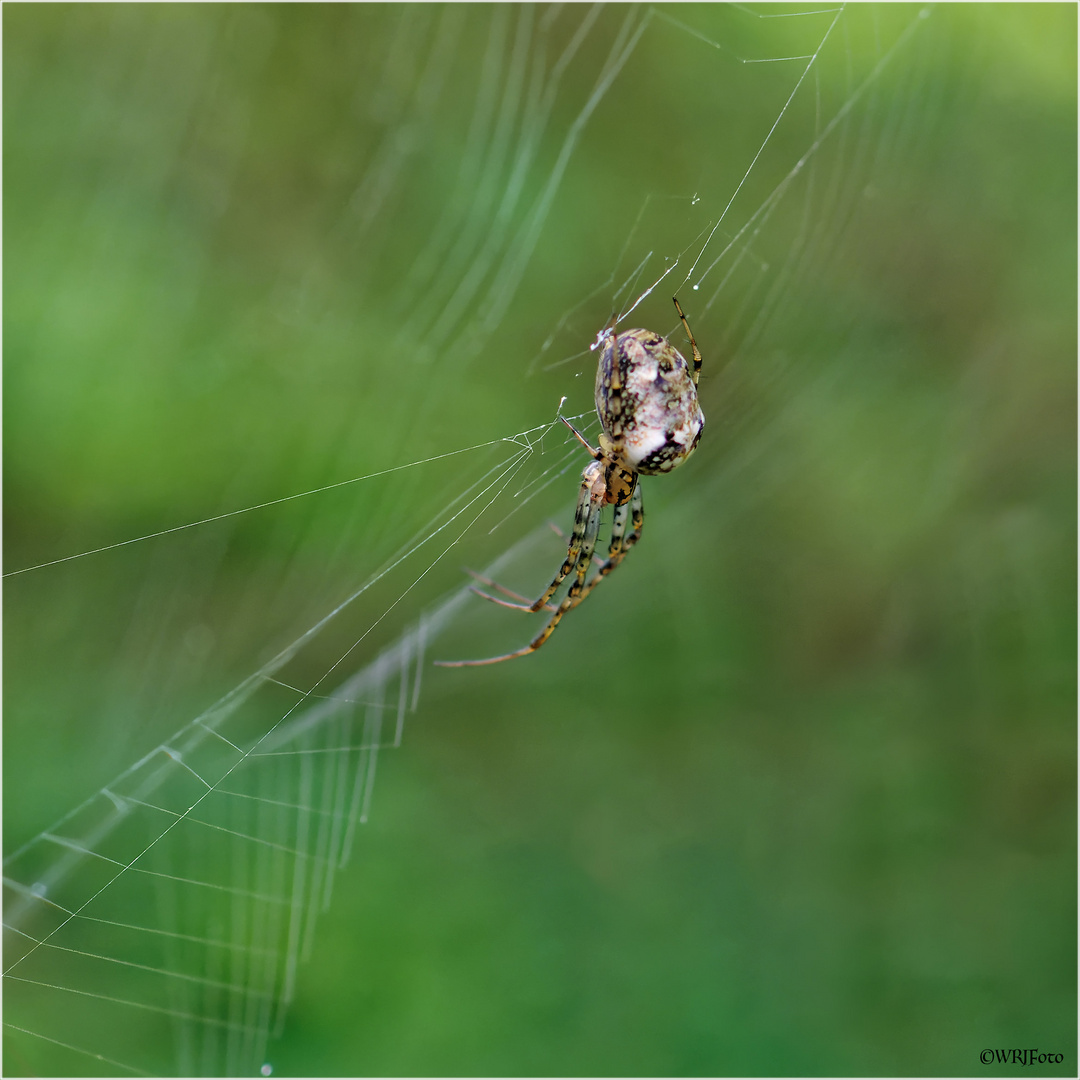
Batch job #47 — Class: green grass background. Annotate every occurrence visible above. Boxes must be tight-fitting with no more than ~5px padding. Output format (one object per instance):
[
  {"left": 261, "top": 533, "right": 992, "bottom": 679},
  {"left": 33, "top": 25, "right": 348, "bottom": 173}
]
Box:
[{"left": 5, "top": 4, "right": 1075, "bottom": 1076}]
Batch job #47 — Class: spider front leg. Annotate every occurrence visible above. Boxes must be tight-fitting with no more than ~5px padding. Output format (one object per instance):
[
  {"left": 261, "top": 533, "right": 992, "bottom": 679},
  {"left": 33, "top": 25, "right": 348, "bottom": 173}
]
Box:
[
  {"left": 469, "top": 432, "right": 602, "bottom": 614},
  {"left": 506, "top": 489, "right": 604, "bottom": 657},
  {"left": 462, "top": 569, "right": 559, "bottom": 614},
  {"left": 435, "top": 463, "right": 607, "bottom": 667},
  {"left": 566, "top": 478, "right": 643, "bottom": 610}
]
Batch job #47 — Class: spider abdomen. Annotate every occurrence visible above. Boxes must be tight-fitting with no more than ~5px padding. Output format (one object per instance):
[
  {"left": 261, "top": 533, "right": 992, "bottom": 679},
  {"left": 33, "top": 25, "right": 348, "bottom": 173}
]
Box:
[{"left": 596, "top": 328, "right": 705, "bottom": 476}]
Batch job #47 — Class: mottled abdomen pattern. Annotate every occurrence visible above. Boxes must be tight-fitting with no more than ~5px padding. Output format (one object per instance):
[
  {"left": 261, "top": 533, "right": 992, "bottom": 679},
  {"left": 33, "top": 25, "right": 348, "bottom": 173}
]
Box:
[{"left": 595, "top": 328, "right": 705, "bottom": 476}]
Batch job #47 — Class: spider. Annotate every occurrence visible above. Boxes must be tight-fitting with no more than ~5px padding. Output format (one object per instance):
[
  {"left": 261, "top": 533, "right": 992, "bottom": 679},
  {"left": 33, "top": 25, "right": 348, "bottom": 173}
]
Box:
[{"left": 435, "top": 296, "right": 704, "bottom": 667}]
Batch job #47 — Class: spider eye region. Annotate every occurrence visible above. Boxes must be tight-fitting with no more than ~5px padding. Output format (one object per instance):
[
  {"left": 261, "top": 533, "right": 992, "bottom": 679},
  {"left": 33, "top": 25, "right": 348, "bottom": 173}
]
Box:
[{"left": 595, "top": 328, "right": 705, "bottom": 476}]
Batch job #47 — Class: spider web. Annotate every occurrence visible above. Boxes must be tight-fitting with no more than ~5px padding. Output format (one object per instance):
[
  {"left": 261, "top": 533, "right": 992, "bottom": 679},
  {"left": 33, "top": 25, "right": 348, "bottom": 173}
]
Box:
[{"left": 4, "top": 5, "right": 941, "bottom": 1075}]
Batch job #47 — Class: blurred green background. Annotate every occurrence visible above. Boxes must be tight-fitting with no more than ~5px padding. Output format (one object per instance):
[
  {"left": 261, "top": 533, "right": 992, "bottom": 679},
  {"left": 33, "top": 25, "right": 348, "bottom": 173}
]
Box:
[{"left": 4, "top": 3, "right": 1075, "bottom": 1076}]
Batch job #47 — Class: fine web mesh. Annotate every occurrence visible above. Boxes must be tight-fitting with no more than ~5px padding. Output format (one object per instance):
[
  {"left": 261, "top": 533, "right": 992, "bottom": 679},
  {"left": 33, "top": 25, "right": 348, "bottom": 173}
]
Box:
[{"left": 4, "top": 5, "right": 938, "bottom": 1074}]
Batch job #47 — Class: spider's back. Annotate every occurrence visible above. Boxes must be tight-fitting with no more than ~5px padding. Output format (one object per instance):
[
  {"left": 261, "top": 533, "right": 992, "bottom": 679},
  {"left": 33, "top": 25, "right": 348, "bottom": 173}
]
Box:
[{"left": 596, "top": 328, "right": 705, "bottom": 476}]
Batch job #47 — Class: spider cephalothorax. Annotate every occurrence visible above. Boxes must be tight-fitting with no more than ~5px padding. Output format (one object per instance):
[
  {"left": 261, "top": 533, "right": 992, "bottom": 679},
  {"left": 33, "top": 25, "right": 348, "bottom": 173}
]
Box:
[{"left": 436, "top": 297, "right": 704, "bottom": 667}]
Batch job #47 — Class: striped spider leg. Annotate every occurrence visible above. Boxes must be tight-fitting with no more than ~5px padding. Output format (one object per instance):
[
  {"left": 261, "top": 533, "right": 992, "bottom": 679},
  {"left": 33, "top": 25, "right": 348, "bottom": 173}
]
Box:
[{"left": 435, "top": 419, "right": 638, "bottom": 667}]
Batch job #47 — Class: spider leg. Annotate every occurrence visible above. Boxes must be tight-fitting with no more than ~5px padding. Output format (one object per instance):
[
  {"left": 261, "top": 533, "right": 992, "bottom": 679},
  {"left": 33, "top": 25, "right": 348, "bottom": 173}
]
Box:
[
  {"left": 567, "top": 478, "right": 644, "bottom": 609},
  {"left": 548, "top": 521, "right": 606, "bottom": 571},
  {"left": 466, "top": 421, "right": 601, "bottom": 615},
  {"left": 470, "top": 475, "right": 633, "bottom": 624},
  {"left": 434, "top": 466, "right": 605, "bottom": 666},
  {"left": 521, "top": 495, "right": 603, "bottom": 650},
  {"left": 559, "top": 416, "right": 600, "bottom": 458},
  {"left": 435, "top": 495, "right": 604, "bottom": 667},
  {"left": 673, "top": 295, "right": 702, "bottom": 386},
  {"left": 465, "top": 569, "right": 558, "bottom": 614},
  {"left": 520, "top": 465, "right": 599, "bottom": 613}
]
